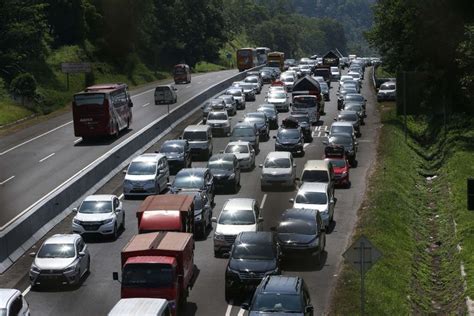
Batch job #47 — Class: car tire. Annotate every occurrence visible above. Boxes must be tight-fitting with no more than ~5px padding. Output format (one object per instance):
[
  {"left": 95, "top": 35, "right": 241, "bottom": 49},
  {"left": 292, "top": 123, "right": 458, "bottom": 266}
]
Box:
[
  {"left": 233, "top": 180, "right": 239, "bottom": 193},
  {"left": 121, "top": 214, "right": 125, "bottom": 230},
  {"left": 200, "top": 222, "right": 207, "bottom": 239},
  {"left": 113, "top": 224, "right": 119, "bottom": 240},
  {"left": 225, "top": 286, "right": 235, "bottom": 302}
]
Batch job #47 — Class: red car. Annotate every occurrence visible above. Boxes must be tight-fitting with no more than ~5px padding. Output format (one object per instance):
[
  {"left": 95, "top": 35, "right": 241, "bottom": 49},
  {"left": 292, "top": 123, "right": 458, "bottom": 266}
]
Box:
[{"left": 323, "top": 145, "right": 350, "bottom": 188}]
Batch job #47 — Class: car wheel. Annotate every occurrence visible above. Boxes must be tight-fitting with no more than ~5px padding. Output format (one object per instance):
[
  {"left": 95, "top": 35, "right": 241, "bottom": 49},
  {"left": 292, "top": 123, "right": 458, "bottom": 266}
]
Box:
[
  {"left": 121, "top": 213, "right": 125, "bottom": 230},
  {"left": 225, "top": 286, "right": 235, "bottom": 302},
  {"left": 113, "top": 224, "right": 119, "bottom": 240},
  {"left": 233, "top": 180, "right": 239, "bottom": 193},
  {"left": 201, "top": 222, "right": 207, "bottom": 238}
]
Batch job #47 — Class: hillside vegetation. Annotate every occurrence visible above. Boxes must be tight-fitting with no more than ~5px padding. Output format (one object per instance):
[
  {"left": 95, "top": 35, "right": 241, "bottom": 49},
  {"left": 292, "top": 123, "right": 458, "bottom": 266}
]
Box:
[{"left": 0, "top": 0, "right": 348, "bottom": 125}]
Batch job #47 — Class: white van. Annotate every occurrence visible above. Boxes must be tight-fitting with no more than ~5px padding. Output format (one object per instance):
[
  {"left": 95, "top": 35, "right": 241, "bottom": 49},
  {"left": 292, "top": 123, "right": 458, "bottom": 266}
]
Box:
[
  {"left": 154, "top": 85, "right": 177, "bottom": 105},
  {"left": 299, "top": 160, "right": 335, "bottom": 195},
  {"left": 182, "top": 125, "right": 213, "bottom": 159},
  {"left": 108, "top": 298, "right": 170, "bottom": 316}
]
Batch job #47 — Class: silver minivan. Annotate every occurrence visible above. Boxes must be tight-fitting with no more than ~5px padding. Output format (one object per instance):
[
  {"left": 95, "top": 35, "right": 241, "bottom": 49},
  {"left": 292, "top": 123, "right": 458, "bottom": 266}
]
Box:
[
  {"left": 123, "top": 153, "right": 170, "bottom": 198},
  {"left": 182, "top": 125, "right": 213, "bottom": 159},
  {"left": 154, "top": 85, "right": 177, "bottom": 105}
]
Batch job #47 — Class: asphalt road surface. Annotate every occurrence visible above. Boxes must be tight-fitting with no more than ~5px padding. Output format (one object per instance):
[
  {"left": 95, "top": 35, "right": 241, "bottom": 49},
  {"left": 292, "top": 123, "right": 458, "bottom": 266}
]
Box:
[
  {"left": 0, "top": 70, "right": 238, "bottom": 227},
  {"left": 4, "top": 67, "right": 380, "bottom": 315}
]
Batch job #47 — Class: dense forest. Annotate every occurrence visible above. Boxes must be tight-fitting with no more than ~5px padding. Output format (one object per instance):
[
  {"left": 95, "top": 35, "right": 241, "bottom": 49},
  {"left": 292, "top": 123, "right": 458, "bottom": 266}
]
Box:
[
  {"left": 0, "top": 0, "right": 349, "bottom": 116},
  {"left": 367, "top": 0, "right": 474, "bottom": 111}
]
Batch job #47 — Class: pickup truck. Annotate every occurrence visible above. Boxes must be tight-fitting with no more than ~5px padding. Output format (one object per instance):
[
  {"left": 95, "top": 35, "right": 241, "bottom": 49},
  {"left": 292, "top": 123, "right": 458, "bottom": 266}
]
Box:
[{"left": 113, "top": 232, "right": 195, "bottom": 316}]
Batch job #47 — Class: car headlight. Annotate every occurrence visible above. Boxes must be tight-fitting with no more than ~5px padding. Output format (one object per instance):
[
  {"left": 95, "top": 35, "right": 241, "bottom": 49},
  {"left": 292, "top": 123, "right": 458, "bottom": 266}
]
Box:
[
  {"left": 309, "top": 237, "right": 319, "bottom": 247},
  {"left": 30, "top": 264, "right": 40, "bottom": 274},
  {"left": 214, "top": 232, "right": 225, "bottom": 240},
  {"left": 73, "top": 218, "right": 81, "bottom": 225},
  {"left": 228, "top": 173, "right": 235, "bottom": 180},
  {"left": 265, "top": 267, "right": 280, "bottom": 275},
  {"left": 341, "top": 171, "right": 348, "bottom": 176},
  {"left": 103, "top": 218, "right": 114, "bottom": 225},
  {"left": 64, "top": 262, "right": 79, "bottom": 274}
]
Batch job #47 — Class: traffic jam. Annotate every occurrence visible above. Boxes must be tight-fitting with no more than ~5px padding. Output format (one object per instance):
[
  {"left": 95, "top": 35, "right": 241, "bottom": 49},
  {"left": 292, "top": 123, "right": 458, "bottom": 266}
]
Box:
[{"left": 23, "top": 50, "right": 375, "bottom": 316}]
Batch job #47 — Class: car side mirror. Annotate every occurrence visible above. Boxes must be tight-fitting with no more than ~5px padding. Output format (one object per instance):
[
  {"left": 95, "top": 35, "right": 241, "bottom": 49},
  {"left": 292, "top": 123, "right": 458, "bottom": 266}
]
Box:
[
  {"left": 289, "top": 198, "right": 294, "bottom": 203},
  {"left": 72, "top": 208, "right": 78, "bottom": 213},
  {"left": 122, "top": 169, "right": 127, "bottom": 174},
  {"left": 167, "top": 182, "right": 172, "bottom": 187},
  {"left": 241, "top": 303, "right": 250, "bottom": 310},
  {"left": 305, "top": 305, "right": 314, "bottom": 313},
  {"left": 173, "top": 87, "right": 178, "bottom": 91},
  {"left": 29, "top": 252, "right": 36, "bottom": 257},
  {"left": 78, "top": 251, "right": 86, "bottom": 257},
  {"left": 128, "top": 101, "right": 134, "bottom": 108},
  {"left": 259, "top": 164, "right": 263, "bottom": 168},
  {"left": 211, "top": 217, "right": 217, "bottom": 223}
]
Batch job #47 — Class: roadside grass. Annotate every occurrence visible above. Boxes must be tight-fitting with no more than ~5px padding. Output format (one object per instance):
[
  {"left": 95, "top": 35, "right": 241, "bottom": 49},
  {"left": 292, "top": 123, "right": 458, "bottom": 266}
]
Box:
[
  {"left": 375, "top": 65, "right": 395, "bottom": 78},
  {"left": 193, "top": 61, "right": 226, "bottom": 73},
  {"left": 329, "top": 105, "right": 469, "bottom": 315},
  {"left": 0, "top": 100, "right": 34, "bottom": 126},
  {"left": 217, "top": 33, "right": 254, "bottom": 67}
]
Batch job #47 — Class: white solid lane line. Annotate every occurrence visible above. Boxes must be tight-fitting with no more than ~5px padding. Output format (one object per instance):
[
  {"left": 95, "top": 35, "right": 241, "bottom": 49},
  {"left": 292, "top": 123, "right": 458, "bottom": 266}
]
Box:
[
  {"left": 0, "top": 121, "right": 72, "bottom": 156},
  {"left": 225, "top": 304, "right": 233, "bottom": 316},
  {"left": 237, "top": 308, "right": 246, "bottom": 316},
  {"left": 260, "top": 194, "right": 267, "bottom": 209},
  {"left": 73, "top": 138, "right": 82, "bottom": 144},
  {"left": 0, "top": 176, "right": 15, "bottom": 185},
  {"left": 39, "top": 153, "right": 55, "bottom": 163},
  {"left": 118, "top": 193, "right": 124, "bottom": 200},
  {"left": 142, "top": 103, "right": 150, "bottom": 107},
  {"left": 22, "top": 285, "right": 31, "bottom": 296}
]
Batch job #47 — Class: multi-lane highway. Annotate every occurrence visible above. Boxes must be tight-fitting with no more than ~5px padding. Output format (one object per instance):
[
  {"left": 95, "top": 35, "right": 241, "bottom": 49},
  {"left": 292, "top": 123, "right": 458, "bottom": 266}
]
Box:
[
  {"left": 0, "top": 70, "right": 238, "bottom": 227},
  {"left": 2, "top": 67, "right": 380, "bottom": 315}
]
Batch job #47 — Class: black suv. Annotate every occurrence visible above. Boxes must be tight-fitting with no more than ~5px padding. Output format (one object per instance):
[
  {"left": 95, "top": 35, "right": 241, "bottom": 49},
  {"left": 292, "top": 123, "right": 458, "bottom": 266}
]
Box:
[
  {"left": 274, "top": 209, "right": 326, "bottom": 264},
  {"left": 289, "top": 112, "right": 313, "bottom": 142},
  {"left": 274, "top": 127, "right": 305, "bottom": 156},
  {"left": 157, "top": 139, "right": 191, "bottom": 173},
  {"left": 242, "top": 275, "right": 314, "bottom": 315},
  {"left": 225, "top": 232, "right": 281, "bottom": 301}
]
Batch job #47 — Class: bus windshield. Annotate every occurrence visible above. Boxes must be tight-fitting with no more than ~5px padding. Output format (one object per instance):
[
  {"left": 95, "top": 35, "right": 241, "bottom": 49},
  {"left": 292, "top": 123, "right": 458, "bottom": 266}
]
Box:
[{"left": 74, "top": 93, "right": 105, "bottom": 106}]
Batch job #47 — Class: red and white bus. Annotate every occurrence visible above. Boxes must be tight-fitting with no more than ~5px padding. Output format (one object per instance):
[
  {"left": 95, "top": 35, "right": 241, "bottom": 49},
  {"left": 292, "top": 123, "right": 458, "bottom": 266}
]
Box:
[
  {"left": 72, "top": 83, "right": 133, "bottom": 139},
  {"left": 236, "top": 48, "right": 258, "bottom": 72}
]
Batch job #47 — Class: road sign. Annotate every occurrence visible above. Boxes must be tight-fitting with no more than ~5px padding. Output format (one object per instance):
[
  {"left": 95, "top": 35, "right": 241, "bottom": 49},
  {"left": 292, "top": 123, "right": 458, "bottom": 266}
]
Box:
[
  {"left": 343, "top": 235, "right": 382, "bottom": 273},
  {"left": 61, "top": 62, "right": 92, "bottom": 74},
  {"left": 342, "top": 235, "right": 382, "bottom": 316}
]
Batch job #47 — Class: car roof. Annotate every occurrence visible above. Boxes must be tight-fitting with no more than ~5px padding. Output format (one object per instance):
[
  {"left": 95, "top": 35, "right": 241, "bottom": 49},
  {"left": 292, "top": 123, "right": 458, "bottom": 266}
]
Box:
[
  {"left": 265, "top": 151, "right": 291, "bottom": 160},
  {"left": 282, "top": 208, "right": 317, "bottom": 221},
  {"left": 162, "top": 139, "right": 187, "bottom": 146},
  {"left": 83, "top": 194, "right": 115, "bottom": 202},
  {"left": 0, "top": 289, "right": 21, "bottom": 308},
  {"left": 184, "top": 125, "right": 210, "bottom": 132},
  {"left": 131, "top": 153, "right": 164, "bottom": 163},
  {"left": 209, "top": 153, "right": 236, "bottom": 161},
  {"left": 339, "top": 110, "right": 358, "bottom": 116},
  {"left": 226, "top": 141, "right": 250, "bottom": 147},
  {"left": 236, "top": 231, "right": 273, "bottom": 244},
  {"left": 223, "top": 198, "right": 255, "bottom": 211},
  {"left": 233, "top": 122, "right": 256, "bottom": 129},
  {"left": 259, "top": 275, "right": 302, "bottom": 294},
  {"left": 44, "top": 233, "right": 81, "bottom": 245},
  {"left": 298, "top": 182, "right": 329, "bottom": 192},
  {"left": 303, "top": 159, "right": 329, "bottom": 169}
]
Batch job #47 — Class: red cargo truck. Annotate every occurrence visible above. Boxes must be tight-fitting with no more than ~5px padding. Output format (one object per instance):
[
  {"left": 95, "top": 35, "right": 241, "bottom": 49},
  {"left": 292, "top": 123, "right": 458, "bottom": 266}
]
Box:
[
  {"left": 136, "top": 195, "right": 194, "bottom": 234},
  {"left": 113, "top": 232, "right": 195, "bottom": 316}
]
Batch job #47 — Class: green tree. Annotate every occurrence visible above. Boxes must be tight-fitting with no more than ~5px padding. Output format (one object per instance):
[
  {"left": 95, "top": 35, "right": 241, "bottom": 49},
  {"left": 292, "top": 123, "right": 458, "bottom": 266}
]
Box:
[{"left": 44, "top": 0, "right": 88, "bottom": 46}]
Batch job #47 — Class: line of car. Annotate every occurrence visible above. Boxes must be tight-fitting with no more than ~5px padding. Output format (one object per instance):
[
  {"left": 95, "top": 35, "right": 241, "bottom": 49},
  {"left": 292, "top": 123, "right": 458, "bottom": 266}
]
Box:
[{"left": 12, "top": 57, "right": 374, "bottom": 316}]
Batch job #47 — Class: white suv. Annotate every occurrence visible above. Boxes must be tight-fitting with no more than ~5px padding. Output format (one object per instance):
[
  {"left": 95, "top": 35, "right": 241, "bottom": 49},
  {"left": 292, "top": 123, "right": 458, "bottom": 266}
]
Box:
[
  {"left": 212, "top": 198, "right": 263, "bottom": 257},
  {"left": 0, "top": 289, "right": 30, "bottom": 316},
  {"left": 123, "top": 153, "right": 170, "bottom": 197},
  {"left": 72, "top": 194, "right": 125, "bottom": 239}
]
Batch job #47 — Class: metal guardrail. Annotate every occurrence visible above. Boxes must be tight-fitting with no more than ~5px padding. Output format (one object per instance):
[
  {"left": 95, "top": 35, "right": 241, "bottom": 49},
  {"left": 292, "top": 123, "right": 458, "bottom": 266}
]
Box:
[{"left": 0, "top": 66, "right": 262, "bottom": 272}]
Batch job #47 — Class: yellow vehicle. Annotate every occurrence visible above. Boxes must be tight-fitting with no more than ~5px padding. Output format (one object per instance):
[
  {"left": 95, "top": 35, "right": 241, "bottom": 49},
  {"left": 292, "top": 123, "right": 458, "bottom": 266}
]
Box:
[{"left": 267, "top": 51, "right": 285, "bottom": 71}]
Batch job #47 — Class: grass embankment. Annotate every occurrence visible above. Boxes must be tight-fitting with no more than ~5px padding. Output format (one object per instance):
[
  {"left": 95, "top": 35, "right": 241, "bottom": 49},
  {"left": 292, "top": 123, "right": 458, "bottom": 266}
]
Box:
[
  {"left": 375, "top": 65, "right": 395, "bottom": 78},
  {"left": 330, "top": 104, "right": 470, "bottom": 315}
]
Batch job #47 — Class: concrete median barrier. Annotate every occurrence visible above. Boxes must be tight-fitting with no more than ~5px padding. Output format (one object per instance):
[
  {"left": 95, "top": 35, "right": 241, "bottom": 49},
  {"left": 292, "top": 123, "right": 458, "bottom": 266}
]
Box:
[{"left": 0, "top": 67, "right": 261, "bottom": 272}]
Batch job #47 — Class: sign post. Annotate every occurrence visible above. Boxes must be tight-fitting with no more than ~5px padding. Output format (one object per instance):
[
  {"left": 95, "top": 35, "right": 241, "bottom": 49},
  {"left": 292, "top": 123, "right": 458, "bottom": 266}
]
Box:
[
  {"left": 61, "top": 62, "right": 92, "bottom": 90},
  {"left": 343, "top": 235, "right": 382, "bottom": 316}
]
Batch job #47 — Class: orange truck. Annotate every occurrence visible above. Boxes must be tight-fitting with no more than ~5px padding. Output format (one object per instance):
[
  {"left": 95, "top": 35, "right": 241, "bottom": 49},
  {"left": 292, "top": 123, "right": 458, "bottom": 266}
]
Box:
[
  {"left": 136, "top": 195, "right": 195, "bottom": 234},
  {"left": 113, "top": 232, "right": 195, "bottom": 316}
]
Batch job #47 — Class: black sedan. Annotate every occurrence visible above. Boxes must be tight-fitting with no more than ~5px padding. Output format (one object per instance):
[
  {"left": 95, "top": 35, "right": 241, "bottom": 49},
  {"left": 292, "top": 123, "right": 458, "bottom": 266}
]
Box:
[
  {"left": 274, "top": 127, "right": 305, "bottom": 156},
  {"left": 207, "top": 153, "right": 241, "bottom": 193},
  {"left": 157, "top": 139, "right": 191, "bottom": 173},
  {"left": 225, "top": 231, "right": 280, "bottom": 301},
  {"left": 274, "top": 208, "right": 326, "bottom": 264},
  {"left": 257, "top": 105, "right": 278, "bottom": 129},
  {"left": 170, "top": 168, "right": 215, "bottom": 203},
  {"left": 323, "top": 133, "right": 357, "bottom": 166}
]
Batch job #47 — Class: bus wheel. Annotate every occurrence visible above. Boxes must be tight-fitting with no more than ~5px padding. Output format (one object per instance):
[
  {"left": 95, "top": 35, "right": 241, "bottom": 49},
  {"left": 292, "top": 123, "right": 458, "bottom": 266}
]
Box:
[{"left": 114, "top": 124, "right": 119, "bottom": 138}]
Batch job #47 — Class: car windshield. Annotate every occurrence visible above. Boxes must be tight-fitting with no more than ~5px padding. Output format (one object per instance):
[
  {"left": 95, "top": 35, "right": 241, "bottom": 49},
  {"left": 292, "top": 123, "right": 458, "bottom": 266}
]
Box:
[
  {"left": 245, "top": 77, "right": 258, "bottom": 83},
  {"left": 264, "top": 157, "right": 291, "bottom": 168},
  {"left": 327, "top": 159, "right": 346, "bottom": 168},
  {"left": 346, "top": 94, "right": 364, "bottom": 101},
  {"left": 268, "top": 93, "right": 286, "bottom": 99},
  {"left": 79, "top": 200, "right": 113, "bottom": 214},
  {"left": 127, "top": 161, "right": 156, "bottom": 175},
  {"left": 225, "top": 144, "right": 249, "bottom": 154},
  {"left": 244, "top": 117, "right": 263, "bottom": 124},
  {"left": 74, "top": 93, "right": 105, "bottom": 106},
  {"left": 293, "top": 97, "right": 317, "bottom": 108},
  {"left": 381, "top": 84, "right": 396, "bottom": 90},
  {"left": 331, "top": 126, "right": 353, "bottom": 135},
  {"left": 295, "top": 191, "right": 328, "bottom": 204},
  {"left": 278, "top": 220, "right": 316, "bottom": 235},
  {"left": 301, "top": 170, "right": 329, "bottom": 182},
  {"left": 258, "top": 108, "right": 275, "bottom": 116},
  {"left": 183, "top": 131, "right": 207, "bottom": 141},
  {"left": 173, "top": 175, "right": 204, "bottom": 189},
  {"left": 208, "top": 112, "right": 227, "bottom": 120},
  {"left": 252, "top": 293, "right": 303, "bottom": 313},
  {"left": 345, "top": 104, "right": 362, "bottom": 111},
  {"left": 232, "top": 127, "right": 255, "bottom": 137},
  {"left": 227, "top": 90, "right": 242, "bottom": 96},
  {"left": 329, "top": 135, "right": 352, "bottom": 146},
  {"left": 218, "top": 209, "right": 255, "bottom": 225},
  {"left": 338, "top": 114, "right": 358, "bottom": 121},
  {"left": 232, "top": 244, "right": 275, "bottom": 260},
  {"left": 240, "top": 83, "right": 253, "bottom": 89},
  {"left": 38, "top": 243, "right": 75, "bottom": 258},
  {"left": 160, "top": 143, "right": 184, "bottom": 153},
  {"left": 208, "top": 158, "right": 234, "bottom": 170},
  {"left": 122, "top": 263, "right": 174, "bottom": 288},
  {"left": 282, "top": 77, "right": 294, "bottom": 82},
  {"left": 278, "top": 129, "right": 300, "bottom": 139}
]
